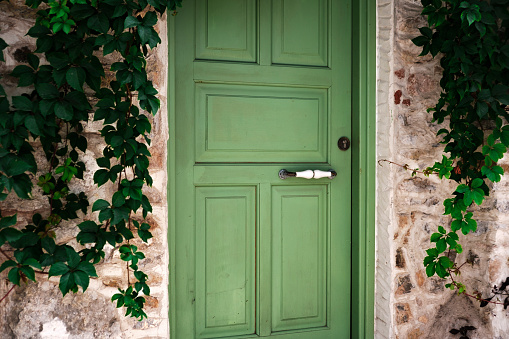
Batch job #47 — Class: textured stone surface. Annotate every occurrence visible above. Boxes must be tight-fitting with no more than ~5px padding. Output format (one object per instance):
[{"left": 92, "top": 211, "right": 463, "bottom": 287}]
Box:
[
  {"left": 378, "top": 0, "right": 509, "bottom": 338},
  {"left": 0, "top": 2, "right": 169, "bottom": 338}
]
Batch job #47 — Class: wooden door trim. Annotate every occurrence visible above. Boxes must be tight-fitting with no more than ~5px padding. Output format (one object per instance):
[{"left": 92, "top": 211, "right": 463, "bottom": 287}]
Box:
[
  {"left": 167, "top": 1, "right": 376, "bottom": 337},
  {"left": 351, "top": 0, "right": 376, "bottom": 338}
]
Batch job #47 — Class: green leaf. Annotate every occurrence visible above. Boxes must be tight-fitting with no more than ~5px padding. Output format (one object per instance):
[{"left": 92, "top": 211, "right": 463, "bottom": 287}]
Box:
[
  {"left": 0, "top": 260, "right": 17, "bottom": 273},
  {"left": 476, "top": 101, "right": 488, "bottom": 118},
  {"left": 425, "top": 262, "right": 436, "bottom": 277},
  {"left": 47, "top": 52, "right": 70, "bottom": 70},
  {"left": 36, "top": 83, "right": 60, "bottom": 100},
  {"left": 435, "top": 262, "right": 446, "bottom": 278},
  {"left": 65, "top": 247, "right": 80, "bottom": 268},
  {"left": 66, "top": 67, "right": 86, "bottom": 91},
  {"left": 412, "top": 35, "right": 430, "bottom": 47},
  {"left": 12, "top": 96, "right": 33, "bottom": 111},
  {"left": 456, "top": 184, "right": 469, "bottom": 194},
  {"left": 430, "top": 233, "right": 442, "bottom": 242},
  {"left": 94, "top": 169, "right": 110, "bottom": 187},
  {"left": 112, "top": 191, "right": 125, "bottom": 207},
  {"left": 471, "top": 178, "right": 483, "bottom": 188},
  {"left": 78, "top": 220, "right": 99, "bottom": 232},
  {"left": 73, "top": 270, "right": 90, "bottom": 291},
  {"left": 23, "top": 258, "right": 42, "bottom": 270},
  {"left": 438, "top": 255, "right": 453, "bottom": 269},
  {"left": 124, "top": 16, "right": 140, "bottom": 29},
  {"left": 0, "top": 214, "right": 17, "bottom": 229},
  {"left": 76, "top": 261, "right": 97, "bottom": 277},
  {"left": 55, "top": 101, "right": 74, "bottom": 121},
  {"left": 92, "top": 199, "right": 110, "bottom": 211},
  {"left": 48, "top": 262, "right": 70, "bottom": 277},
  {"left": 87, "top": 13, "right": 109, "bottom": 33},
  {"left": 8, "top": 267, "right": 21, "bottom": 285},
  {"left": 463, "top": 190, "right": 474, "bottom": 206},
  {"left": 436, "top": 238, "right": 447, "bottom": 253},
  {"left": 59, "top": 271, "right": 75, "bottom": 296},
  {"left": 20, "top": 266, "right": 36, "bottom": 282},
  {"left": 24, "top": 115, "right": 41, "bottom": 135}
]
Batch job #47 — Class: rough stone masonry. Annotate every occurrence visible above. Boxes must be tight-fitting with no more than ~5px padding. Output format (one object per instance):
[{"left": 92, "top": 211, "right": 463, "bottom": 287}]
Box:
[
  {"left": 378, "top": 0, "right": 509, "bottom": 338},
  {"left": 0, "top": 0, "right": 169, "bottom": 337}
]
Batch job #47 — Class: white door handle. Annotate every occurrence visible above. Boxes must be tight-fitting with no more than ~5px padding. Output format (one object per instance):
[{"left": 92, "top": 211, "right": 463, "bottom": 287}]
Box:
[{"left": 279, "top": 169, "right": 337, "bottom": 180}]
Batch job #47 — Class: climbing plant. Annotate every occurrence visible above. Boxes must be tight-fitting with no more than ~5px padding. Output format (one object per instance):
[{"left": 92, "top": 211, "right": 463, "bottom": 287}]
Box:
[
  {"left": 0, "top": 0, "right": 181, "bottom": 319},
  {"left": 406, "top": 0, "right": 509, "bottom": 303}
]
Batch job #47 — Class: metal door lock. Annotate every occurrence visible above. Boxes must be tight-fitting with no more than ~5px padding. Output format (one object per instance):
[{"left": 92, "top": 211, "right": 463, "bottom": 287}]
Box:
[{"left": 338, "top": 137, "right": 350, "bottom": 151}]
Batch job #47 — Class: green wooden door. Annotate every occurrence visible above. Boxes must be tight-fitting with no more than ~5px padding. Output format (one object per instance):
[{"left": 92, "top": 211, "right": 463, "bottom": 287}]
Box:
[{"left": 172, "top": 1, "right": 351, "bottom": 338}]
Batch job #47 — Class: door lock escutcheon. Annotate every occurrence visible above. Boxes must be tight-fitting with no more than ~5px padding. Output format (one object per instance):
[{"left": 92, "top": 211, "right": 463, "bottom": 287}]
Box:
[{"left": 338, "top": 137, "right": 350, "bottom": 151}]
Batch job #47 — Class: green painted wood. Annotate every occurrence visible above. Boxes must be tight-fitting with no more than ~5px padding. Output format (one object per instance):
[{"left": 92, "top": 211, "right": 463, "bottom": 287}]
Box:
[
  {"left": 195, "top": 186, "right": 256, "bottom": 337},
  {"left": 169, "top": 1, "right": 357, "bottom": 338},
  {"left": 271, "top": 185, "right": 327, "bottom": 332},
  {"left": 272, "top": 0, "right": 328, "bottom": 66},
  {"left": 351, "top": 0, "right": 376, "bottom": 338},
  {"left": 196, "top": 0, "right": 257, "bottom": 62},
  {"left": 195, "top": 83, "right": 327, "bottom": 163}
]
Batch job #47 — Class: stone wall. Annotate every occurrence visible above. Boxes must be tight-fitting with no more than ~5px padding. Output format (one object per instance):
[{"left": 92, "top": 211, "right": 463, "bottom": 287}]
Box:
[
  {"left": 0, "top": 1, "right": 169, "bottom": 337},
  {"left": 377, "top": 0, "right": 509, "bottom": 338}
]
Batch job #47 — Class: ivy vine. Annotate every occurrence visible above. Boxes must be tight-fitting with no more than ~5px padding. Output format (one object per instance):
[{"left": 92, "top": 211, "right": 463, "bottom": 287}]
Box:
[
  {"left": 0, "top": 0, "right": 181, "bottom": 320},
  {"left": 408, "top": 0, "right": 509, "bottom": 303}
]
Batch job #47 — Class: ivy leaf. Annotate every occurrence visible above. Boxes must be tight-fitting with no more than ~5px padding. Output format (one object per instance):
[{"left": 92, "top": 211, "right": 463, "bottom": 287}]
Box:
[
  {"left": 12, "top": 96, "right": 33, "bottom": 111},
  {"left": 73, "top": 270, "right": 90, "bottom": 291},
  {"left": 92, "top": 199, "right": 110, "bottom": 211},
  {"left": 66, "top": 67, "right": 86, "bottom": 91},
  {"left": 0, "top": 214, "right": 17, "bottom": 229},
  {"left": 124, "top": 16, "right": 140, "bottom": 29},
  {"left": 0, "top": 260, "right": 17, "bottom": 273},
  {"left": 93, "top": 169, "right": 110, "bottom": 187},
  {"left": 112, "top": 191, "right": 126, "bottom": 207},
  {"left": 54, "top": 101, "right": 73, "bottom": 120},
  {"left": 482, "top": 165, "right": 504, "bottom": 182},
  {"left": 76, "top": 261, "right": 97, "bottom": 277},
  {"left": 65, "top": 247, "right": 81, "bottom": 268},
  {"left": 87, "top": 13, "right": 109, "bottom": 33},
  {"left": 471, "top": 178, "right": 483, "bottom": 188},
  {"left": 436, "top": 238, "right": 447, "bottom": 253},
  {"left": 48, "top": 262, "right": 70, "bottom": 277},
  {"left": 8, "top": 267, "right": 21, "bottom": 285},
  {"left": 59, "top": 271, "right": 75, "bottom": 296},
  {"left": 24, "top": 116, "right": 42, "bottom": 135},
  {"left": 36, "top": 83, "right": 60, "bottom": 100},
  {"left": 430, "top": 232, "right": 442, "bottom": 242},
  {"left": 426, "top": 262, "right": 436, "bottom": 277},
  {"left": 476, "top": 101, "right": 488, "bottom": 118}
]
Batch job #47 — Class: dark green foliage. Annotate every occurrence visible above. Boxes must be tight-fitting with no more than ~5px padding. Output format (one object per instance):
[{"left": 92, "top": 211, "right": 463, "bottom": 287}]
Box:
[
  {"left": 414, "top": 1, "right": 509, "bottom": 291},
  {"left": 0, "top": 0, "right": 174, "bottom": 320}
]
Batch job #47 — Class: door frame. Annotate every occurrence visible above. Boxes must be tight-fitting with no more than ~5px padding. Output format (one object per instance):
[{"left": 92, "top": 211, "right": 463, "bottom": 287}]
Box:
[{"left": 167, "top": 1, "right": 376, "bottom": 337}]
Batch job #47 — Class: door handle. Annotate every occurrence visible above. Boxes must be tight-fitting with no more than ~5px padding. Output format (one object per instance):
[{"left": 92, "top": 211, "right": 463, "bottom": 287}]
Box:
[{"left": 278, "top": 169, "right": 337, "bottom": 180}]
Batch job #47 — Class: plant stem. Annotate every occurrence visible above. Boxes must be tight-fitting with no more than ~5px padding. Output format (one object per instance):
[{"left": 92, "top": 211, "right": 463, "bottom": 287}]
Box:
[{"left": 0, "top": 284, "right": 15, "bottom": 304}]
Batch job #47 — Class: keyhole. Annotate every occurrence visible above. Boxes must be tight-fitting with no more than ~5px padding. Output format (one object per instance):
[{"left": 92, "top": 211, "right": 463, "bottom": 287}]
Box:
[{"left": 338, "top": 137, "right": 350, "bottom": 151}]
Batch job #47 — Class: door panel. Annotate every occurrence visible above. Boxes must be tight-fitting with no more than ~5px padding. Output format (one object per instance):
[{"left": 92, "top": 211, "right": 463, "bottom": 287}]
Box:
[
  {"left": 173, "top": 1, "right": 351, "bottom": 338},
  {"left": 271, "top": 185, "right": 328, "bottom": 332},
  {"left": 272, "top": 0, "right": 329, "bottom": 66},
  {"left": 195, "top": 83, "right": 328, "bottom": 163},
  {"left": 196, "top": 0, "right": 257, "bottom": 62},
  {"left": 196, "top": 186, "right": 257, "bottom": 338}
]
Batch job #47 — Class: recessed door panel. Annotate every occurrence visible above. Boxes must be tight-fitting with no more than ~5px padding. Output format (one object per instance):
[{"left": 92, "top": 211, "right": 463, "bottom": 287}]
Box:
[
  {"left": 272, "top": 0, "right": 329, "bottom": 66},
  {"left": 195, "top": 186, "right": 256, "bottom": 338},
  {"left": 196, "top": 0, "right": 257, "bottom": 62},
  {"left": 196, "top": 83, "right": 328, "bottom": 163},
  {"left": 271, "top": 185, "right": 328, "bottom": 332}
]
